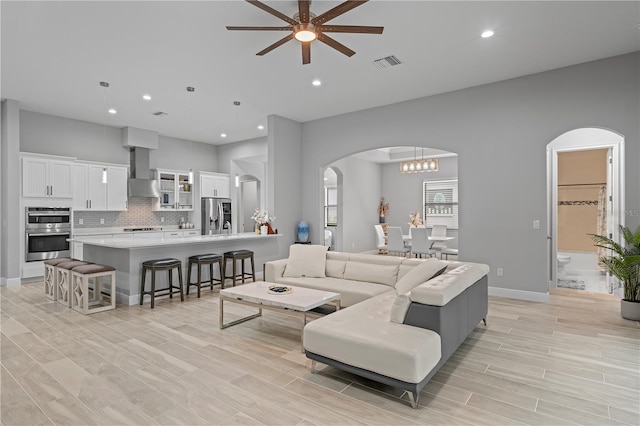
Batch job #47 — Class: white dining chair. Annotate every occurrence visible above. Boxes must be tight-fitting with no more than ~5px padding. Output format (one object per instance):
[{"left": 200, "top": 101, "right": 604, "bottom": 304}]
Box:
[
  {"left": 409, "top": 227, "right": 432, "bottom": 258},
  {"left": 430, "top": 224, "right": 449, "bottom": 258},
  {"left": 374, "top": 225, "right": 388, "bottom": 253},
  {"left": 387, "top": 226, "right": 410, "bottom": 257}
]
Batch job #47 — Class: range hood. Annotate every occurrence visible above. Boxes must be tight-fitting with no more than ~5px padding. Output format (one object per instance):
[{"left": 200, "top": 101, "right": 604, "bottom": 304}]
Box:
[{"left": 128, "top": 147, "right": 160, "bottom": 198}]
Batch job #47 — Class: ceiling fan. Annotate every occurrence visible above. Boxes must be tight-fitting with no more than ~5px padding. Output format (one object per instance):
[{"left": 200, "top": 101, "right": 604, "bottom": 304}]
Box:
[{"left": 227, "top": 0, "right": 383, "bottom": 65}]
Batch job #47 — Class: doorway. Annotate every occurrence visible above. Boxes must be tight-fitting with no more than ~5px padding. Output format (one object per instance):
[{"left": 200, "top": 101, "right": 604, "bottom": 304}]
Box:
[
  {"left": 238, "top": 176, "right": 260, "bottom": 233},
  {"left": 547, "top": 128, "right": 624, "bottom": 295}
]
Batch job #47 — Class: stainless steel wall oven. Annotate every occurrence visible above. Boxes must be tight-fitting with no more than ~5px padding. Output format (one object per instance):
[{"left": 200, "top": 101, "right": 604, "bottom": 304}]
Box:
[{"left": 25, "top": 207, "right": 71, "bottom": 262}]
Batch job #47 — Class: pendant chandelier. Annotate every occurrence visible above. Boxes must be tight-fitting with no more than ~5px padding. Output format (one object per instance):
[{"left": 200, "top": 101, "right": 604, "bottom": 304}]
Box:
[{"left": 400, "top": 147, "right": 439, "bottom": 173}]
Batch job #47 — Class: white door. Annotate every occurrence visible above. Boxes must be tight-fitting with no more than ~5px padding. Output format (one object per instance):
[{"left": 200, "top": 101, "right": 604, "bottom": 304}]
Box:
[
  {"left": 22, "top": 157, "right": 49, "bottom": 197},
  {"left": 72, "top": 163, "right": 89, "bottom": 210},
  {"left": 107, "top": 166, "right": 128, "bottom": 210},
  {"left": 88, "top": 165, "right": 107, "bottom": 210},
  {"left": 49, "top": 160, "right": 73, "bottom": 198}
]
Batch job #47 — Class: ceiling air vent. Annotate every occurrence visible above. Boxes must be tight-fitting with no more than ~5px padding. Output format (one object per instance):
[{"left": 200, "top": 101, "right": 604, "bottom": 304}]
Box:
[
  {"left": 372, "top": 55, "right": 403, "bottom": 70},
  {"left": 152, "top": 111, "right": 168, "bottom": 117}
]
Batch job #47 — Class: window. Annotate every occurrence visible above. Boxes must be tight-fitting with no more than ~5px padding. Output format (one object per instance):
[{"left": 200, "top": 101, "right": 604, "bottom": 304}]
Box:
[
  {"left": 325, "top": 186, "right": 338, "bottom": 226},
  {"left": 423, "top": 179, "right": 458, "bottom": 229}
]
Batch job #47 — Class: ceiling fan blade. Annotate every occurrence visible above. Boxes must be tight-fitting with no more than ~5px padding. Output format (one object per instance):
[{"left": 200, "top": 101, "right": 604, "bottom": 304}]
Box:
[
  {"left": 256, "top": 34, "right": 295, "bottom": 56},
  {"left": 298, "top": 0, "right": 311, "bottom": 23},
  {"left": 312, "top": 0, "right": 368, "bottom": 25},
  {"left": 226, "top": 26, "right": 293, "bottom": 31},
  {"left": 317, "top": 33, "right": 356, "bottom": 57},
  {"left": 302, "top": 41, "right": 311, "bottom": 64},
  {"left": 320, "top": 25, "right": 383, "bottom": 34},
  {"left": 246, "top": 0, "right": 297, "bottom": 25}
]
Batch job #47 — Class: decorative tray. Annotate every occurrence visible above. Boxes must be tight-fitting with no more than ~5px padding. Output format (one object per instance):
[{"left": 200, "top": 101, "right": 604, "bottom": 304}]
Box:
[{"left": 268, "top": 285, "right": 293, "bottom": 295}]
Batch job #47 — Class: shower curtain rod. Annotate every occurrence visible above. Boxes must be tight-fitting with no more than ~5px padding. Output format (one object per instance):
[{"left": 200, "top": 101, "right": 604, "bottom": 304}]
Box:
[{"left": 558, "top": 182, "right": 606, "bottom": 187}]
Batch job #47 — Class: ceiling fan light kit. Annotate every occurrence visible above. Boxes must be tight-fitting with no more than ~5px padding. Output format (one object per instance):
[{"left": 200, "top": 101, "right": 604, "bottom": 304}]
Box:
[{"left": 227, "top": 0, "right": 383, "bottom": 64}]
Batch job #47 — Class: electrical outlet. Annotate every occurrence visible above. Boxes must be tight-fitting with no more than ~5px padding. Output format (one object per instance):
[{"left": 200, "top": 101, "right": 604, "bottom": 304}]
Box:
[
  {"left": 533, "top": 219, "right": 541, "bottom": 230},
  {"left": 78, "top": 218, "right": 83, "bottom": 225},
  {"left": 100, "top": 218, "right": 105, "bottom": 225},
  {"left": 497, "top": 268, "right": 504, "bottom": 277},
  {"left": 160, "top": 217, "right": 165, "bottom": 223}
]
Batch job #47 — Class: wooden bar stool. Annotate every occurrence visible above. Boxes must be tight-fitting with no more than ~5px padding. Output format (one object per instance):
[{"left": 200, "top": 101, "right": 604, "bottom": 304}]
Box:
[
  {"left": 223, "top": 250, "right": 255, "bottom": 287},
  {"left": 71, "top": 264, "right": 116, "bottom": 314},
  {"left": 43, "top": 257, "right": 74, "bottom": 301},
  {"left": 139, "top": 258, "right": 184, "bottom": 309},
  {"left": 186, "top": 253, "right": 224, "bottom": 297},
  {"left": 56, "top": 260, "right": 92, "bottom": 307}
]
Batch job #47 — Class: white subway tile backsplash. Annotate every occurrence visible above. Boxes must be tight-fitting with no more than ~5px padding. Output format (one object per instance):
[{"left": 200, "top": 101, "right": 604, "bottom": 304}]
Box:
[{"left": 74, "top": 198, "right": 191, "bottom": 228}]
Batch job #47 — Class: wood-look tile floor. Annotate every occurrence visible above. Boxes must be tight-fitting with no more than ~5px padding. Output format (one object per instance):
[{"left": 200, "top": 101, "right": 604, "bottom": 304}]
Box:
[{"left": 1, "top": 283, "right": 639, "bottom": 426}]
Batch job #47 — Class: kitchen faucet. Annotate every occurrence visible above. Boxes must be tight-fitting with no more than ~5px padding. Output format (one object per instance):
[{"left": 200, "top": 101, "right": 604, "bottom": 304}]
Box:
[{"left": 225, "top": 221, "right": 231, "bottom": 235}]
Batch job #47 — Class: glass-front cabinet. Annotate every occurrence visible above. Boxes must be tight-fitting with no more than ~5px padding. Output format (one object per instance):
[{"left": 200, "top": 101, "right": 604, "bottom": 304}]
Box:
[{"left": 155, "top": 169, "right": 193, "bottom": 211}]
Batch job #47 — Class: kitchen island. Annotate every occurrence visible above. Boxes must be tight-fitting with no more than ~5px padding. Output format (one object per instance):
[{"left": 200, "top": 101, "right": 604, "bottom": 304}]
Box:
[{"left": 69, "top": 233, "right": 283, "bottom": 305}]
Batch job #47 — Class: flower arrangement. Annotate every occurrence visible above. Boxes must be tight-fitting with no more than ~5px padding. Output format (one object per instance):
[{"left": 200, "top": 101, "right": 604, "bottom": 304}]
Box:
[
  {"left": 251, "top": 209, "right": 275, "bottom": 225},
  {"left": 408, "top": 211, "right": 423, "bottom": 227},
  {"left": 378, "top": 197, "right": 390, "bottom": 223}
]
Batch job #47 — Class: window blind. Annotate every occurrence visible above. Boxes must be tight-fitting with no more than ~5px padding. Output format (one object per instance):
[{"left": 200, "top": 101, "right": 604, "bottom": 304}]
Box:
[{"left": 423, "top": 179, "right": 458, "bottom": 229}]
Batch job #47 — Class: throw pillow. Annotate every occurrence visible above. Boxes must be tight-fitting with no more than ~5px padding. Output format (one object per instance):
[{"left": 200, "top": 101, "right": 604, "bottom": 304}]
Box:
[
  {"left": 389, "top": 293, "right": 412, "bottom": 324},
  {"left": 394, "top": 258, "right": 448, "bottom": 294},
  {"left": 282, "top": 244, "right": 329, "bottom": 278}
]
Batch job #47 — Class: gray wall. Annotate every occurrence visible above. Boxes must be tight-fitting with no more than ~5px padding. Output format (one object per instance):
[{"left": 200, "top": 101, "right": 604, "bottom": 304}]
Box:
[
  {"left": 329, "top": 156, "right": 382, "bottom": 252},
  {"left": 20, "top": 111, "right": 128, "bottom": 164},
  {"left": 151, "top": 135, "right": 217, "bottom": 173},
  {"left": 299, "top": 53, "right": 640, "bottom": 296},
  {"left": 1, "top": 100, "right": 21, "bottom": 285},
  {"left": 268, "top": 115, "right": 302, "bottom": 258},
  {"left": 217, "top": 137, "right": 267, "bottom": 174},
  {"left": 381, "top": 156, "right": 458, "bottom": 235}
]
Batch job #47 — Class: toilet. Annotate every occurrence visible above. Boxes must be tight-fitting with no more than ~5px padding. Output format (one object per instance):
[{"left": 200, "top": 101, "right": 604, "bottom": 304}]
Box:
[
  {"left": 557, "top": 254, "right": 572, "bottom": 278},
  {"left": 557, "top": 254, "right": 571, "bottom": 267}
]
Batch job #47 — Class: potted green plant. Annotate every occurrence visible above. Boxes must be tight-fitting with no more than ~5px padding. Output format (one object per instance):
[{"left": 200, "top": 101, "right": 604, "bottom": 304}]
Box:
[{"left": 590, "top": 225, "right": 640, "bottom": 321}]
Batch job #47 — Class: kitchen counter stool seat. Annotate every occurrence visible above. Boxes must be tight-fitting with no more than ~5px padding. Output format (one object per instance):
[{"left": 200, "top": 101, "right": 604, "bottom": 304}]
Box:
[
  {"left": 140, "top": 258, "right": 184, "bottom": 309},
  {"left": 223, "top": 250, "right": 255, "bottom": 287},
  {"left": 186, "top": 253, "right": 224, "bottom": 297},
  {"left": 71, "top": 264, "right": 116, "bottom": 314},
  {"left": 56, "top": 260, "right": 93, "bottom": 307},
  {"left": 43, "top": 257, "right": 74, "bottom": 301}
]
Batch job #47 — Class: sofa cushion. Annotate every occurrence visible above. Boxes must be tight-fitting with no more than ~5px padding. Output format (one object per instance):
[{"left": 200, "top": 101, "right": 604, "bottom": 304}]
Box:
[
  {"left": 343, "top": 261, "right": 399, "bottom": 287},
  {"left": 326, "top": 259, "right": 346, "bottom": 278},
  {"left": 389, "top": 293, "right": 411, "bottom": 323},
  {"left": 304, "top": 292, "right": 441, "bottom": 383},
  {"left": 410, "top": 263, "right": 490, "bottom": 306},
  {"left": 394, "top": 258, "right": 448, "bottom": 294},
  {"left": 274, "top": 276, "right": 392, "bottom": 307},
  {"left": 348, "top": 253, "right": 404, "bottom": 266},
  {"left": 283, "top": 244, "right": 329, "bottom": 278}
]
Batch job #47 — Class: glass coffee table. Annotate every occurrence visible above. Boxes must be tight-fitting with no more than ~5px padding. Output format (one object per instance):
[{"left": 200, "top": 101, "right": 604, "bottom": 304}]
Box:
[{"left": 219, "top": 281, "right": 341, "bottom": 351}]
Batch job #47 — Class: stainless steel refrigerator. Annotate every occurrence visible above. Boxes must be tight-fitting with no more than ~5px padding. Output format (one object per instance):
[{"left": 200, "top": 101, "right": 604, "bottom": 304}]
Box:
[{"left": 201, "top": 198, "right": 232, "bottom": 235}]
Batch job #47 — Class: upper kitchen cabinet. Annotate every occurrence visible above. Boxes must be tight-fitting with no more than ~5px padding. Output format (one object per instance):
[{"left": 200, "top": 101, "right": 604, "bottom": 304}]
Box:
[
  {"left": 155, "top": 169, "right": 193, "bottom": 211},
  {"left": 22, "top": 154, "right": 74, "bottom": 198},
  {"left": 73, "top": 162, "right": 128, "bottom": 211},
  {"left": 200, "top": 172, "right": 230, "bottom": 198}
]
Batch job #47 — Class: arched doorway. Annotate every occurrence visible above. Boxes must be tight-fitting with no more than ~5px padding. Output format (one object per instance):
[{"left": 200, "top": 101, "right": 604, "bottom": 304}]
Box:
[{"left": 547, "top": 128, "right": 625, "bottom": 295}]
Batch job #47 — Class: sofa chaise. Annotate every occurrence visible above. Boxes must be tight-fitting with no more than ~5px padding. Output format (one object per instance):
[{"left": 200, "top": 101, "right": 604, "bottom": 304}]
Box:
[{"left": 264, "top": 245, "right": 489, "bottom": 408}]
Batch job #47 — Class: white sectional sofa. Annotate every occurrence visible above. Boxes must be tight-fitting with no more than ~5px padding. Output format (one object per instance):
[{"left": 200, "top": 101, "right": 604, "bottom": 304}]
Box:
[{"left": 264, "top": 246, "right": 490, "bottom": 408}]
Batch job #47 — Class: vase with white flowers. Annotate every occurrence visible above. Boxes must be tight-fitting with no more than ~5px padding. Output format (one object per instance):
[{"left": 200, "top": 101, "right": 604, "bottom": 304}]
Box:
[
  {"left": 251, "top": 209, "right": 276, "bottom": 234},
  {"left": 408, "top": 211, "right": 423, "bottom": 227}
]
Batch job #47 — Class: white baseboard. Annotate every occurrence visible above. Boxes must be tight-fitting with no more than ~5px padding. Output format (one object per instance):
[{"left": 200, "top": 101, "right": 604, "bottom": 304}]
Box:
[
  {"left": 1, "top": 277, "right": 22, "bottom": 287},
  {"left": 489, "top": 286, "right": 549, "bottom": 303}
]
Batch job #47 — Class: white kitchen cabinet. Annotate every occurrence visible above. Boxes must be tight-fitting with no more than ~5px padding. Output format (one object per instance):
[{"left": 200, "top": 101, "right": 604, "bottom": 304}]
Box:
[
  {"left": 72, "top": 163, "right": 128, "bottom": 211},
  {"left": 164, "top": 230, "right": 183, "bottom": 238},
  {"left": 132, "top": 231, "right": 164, "bottom": 238},
  {"left": 183, "top": 230, "right": 200, "bottom": 237},
  {"left": 106, "top": 166, "right": 128, "bottom": 210},
  {"left": 200, "top": 172, "right": 229, "bottom": 198},
  {"left": 155, "top": 170, "right": 193, "bottom": 211},
  {"left": 22, "top": 155, "right": 73, "bottom": 198}
]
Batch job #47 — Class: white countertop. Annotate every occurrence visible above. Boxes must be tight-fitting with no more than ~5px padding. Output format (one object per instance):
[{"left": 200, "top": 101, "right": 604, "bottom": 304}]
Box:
[
  {"left": 73, "top": 226, "right": 198, "bottom": 236},
  {"left": 69, "top": 232, "right": 280, "bottom": 249}
]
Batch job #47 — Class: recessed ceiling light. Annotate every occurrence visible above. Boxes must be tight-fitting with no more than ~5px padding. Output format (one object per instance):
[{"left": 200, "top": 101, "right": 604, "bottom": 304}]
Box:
[
  {"left": 481, "top": 30, "right": 494, "bottom": 38},
  {"left": 220, "top": 133, "right": 227, "bottom": 138},
  {"left": 142, "top": 94, "right": 152, "bottom": 101},
  {"left": 108, "top": 108, "right": 117, "bottom": 114},
  {"left": 257, "top": 125, "right": 264, "bottom": 130},
  {"left": 312, "top": 79, "right": 322, "bottom": 86}
]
